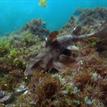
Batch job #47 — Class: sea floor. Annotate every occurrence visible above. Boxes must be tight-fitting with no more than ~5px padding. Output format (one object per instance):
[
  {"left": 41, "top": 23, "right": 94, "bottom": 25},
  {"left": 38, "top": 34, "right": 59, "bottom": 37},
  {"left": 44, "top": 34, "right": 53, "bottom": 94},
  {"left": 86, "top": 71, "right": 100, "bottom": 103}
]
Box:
[{"left": 0, "top": 8, "right": 107, "bottom": 107}]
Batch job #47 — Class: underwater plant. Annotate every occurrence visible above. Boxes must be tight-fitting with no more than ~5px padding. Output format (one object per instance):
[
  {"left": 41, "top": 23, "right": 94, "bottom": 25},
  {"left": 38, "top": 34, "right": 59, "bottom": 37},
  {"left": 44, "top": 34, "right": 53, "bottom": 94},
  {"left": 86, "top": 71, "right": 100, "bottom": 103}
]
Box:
[
  {"left": 9, "top": 48, "right": 20, "bottom": 58},
  {"left": 23, "top": 19, "right": 49, "bottom": 39},
  {"left": 28, "top": 72, "right": 60, "bottom": 106},
  {"left": 0, "top": 38, "right": 11, "bottom": 57},
  {"left": 0, "top": 7, "right": 107, "bottom": 107}
]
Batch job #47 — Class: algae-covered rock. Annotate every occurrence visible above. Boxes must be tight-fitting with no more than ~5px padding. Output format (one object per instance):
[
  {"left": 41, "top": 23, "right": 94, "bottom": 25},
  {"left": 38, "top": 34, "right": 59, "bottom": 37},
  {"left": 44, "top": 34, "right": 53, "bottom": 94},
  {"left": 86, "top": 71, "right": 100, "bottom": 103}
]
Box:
[
  {"left": 0, "top": 8, "right": 107, "bottom": 107},
  {"left": 0, "top": 38, "right": 11, "bottom": 57},
  {"left": 28, "top": 72, "right": 60, "bottom": 106},
  {"left": 61, "top": 8, "right": 107, "bottom": 36},
  {"left": 23, "top": 19, "right": 49, "bottom": 39}
]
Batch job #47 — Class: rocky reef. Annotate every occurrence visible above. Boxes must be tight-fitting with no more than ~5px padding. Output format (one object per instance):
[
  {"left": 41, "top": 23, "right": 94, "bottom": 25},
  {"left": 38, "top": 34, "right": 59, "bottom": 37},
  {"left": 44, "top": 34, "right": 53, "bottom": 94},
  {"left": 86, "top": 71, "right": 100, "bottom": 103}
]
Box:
[
  {"left": 0, "top": 8, "right": 107, "bottom": 107},
  {"left": 23, "top": 19, "right": 49, "bottom": 39},
  {"left": 61, "top": 8, "right": 107, "bottom": 35}
]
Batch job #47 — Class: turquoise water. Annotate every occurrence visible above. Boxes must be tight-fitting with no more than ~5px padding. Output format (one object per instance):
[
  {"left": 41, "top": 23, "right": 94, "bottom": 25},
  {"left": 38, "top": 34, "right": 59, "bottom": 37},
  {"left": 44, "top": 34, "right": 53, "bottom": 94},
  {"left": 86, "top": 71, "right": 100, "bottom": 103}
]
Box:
[{"left": 0, "top": 0, "right": 107, "bottom": 35}]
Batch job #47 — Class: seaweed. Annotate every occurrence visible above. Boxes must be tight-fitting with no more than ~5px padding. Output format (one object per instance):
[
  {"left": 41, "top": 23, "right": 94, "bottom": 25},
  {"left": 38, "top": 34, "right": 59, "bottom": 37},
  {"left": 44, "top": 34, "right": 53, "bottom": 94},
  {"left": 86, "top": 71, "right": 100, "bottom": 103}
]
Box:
[
  {"left": 23, "top": 19, "right": 49, "bottom": 39},
  {"left": 0, "top": 8, "right": 107, "bottom": 107},
  {"left": 28, "top": 72, "right": 60, "bottom": 106}
]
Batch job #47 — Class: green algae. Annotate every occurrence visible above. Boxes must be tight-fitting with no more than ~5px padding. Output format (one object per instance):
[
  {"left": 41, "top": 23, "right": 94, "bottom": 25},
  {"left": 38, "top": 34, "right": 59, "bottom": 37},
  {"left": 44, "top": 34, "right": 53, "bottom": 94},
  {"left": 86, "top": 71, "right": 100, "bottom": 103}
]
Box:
[
  {"left": 0, "top": 29, "right": 44, "bottom": 105},
  {"left": 0, "top": 8, "right": 107, "bottom": 107},
  {"left": 0, "top": 38, "right": 11, "bottom": 57}
]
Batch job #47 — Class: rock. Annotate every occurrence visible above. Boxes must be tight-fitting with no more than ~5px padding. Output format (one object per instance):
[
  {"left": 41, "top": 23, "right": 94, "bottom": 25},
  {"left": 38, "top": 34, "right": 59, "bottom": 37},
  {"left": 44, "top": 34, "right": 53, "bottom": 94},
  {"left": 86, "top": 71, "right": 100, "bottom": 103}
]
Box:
[
  {"left": 61, "top": 8, "right": 107, "bottom": 36},
  {"left": 0, "top": 90, "right": 5, "bottom": 99},
  {"left": 0, "top": 84, "right": 28, "bottom": 104},
  {"left": 72, "top": 26, "right": 82, "bottom": 35},
  {"left": 95, "top": 24, "right": 107, "bottom": 57},
  {"left": 48, "top": 68, "right": 59, "bottom": 74},
  {"left": 0, "top": 93, "right": 14, "bottom": 104},
  {"left": 15, "top": 84, "right": 28, "bottom": 96},
  {"left": 23, "top": 19, "right": 49, "bottom": 39}
]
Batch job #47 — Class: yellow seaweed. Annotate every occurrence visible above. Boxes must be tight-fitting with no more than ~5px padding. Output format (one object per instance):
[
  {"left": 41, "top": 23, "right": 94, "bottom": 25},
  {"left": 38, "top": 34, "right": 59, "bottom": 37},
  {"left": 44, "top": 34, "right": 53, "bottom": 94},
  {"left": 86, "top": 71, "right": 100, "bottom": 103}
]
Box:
[{"left": 39, "top": 0, "right": 47, "bottom": 7}]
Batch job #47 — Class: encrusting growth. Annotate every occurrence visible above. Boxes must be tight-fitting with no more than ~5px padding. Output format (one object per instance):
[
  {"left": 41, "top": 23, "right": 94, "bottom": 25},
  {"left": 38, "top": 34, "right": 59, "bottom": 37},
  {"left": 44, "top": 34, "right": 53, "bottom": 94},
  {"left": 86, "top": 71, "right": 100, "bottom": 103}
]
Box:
[{"left": 25, "top": 24, "right": 107, "bottom": 76}]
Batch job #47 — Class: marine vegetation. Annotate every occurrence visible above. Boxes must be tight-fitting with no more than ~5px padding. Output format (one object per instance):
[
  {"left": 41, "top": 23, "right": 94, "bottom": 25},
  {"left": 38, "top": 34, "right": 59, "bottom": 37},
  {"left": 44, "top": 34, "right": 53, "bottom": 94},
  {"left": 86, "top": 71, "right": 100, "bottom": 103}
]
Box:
[
  {"left": 23, "top": 19, "right": 49, "bottom": 39},
  {"left": 0, "top": 8, "right": 107, "bottom": 107}
]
